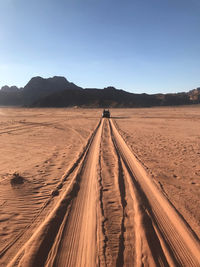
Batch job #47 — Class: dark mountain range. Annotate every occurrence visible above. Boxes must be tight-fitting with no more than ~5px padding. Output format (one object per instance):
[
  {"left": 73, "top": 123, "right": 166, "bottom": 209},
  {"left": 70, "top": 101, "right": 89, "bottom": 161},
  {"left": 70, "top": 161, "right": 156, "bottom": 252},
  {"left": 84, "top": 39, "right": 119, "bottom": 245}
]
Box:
[
  {"left": 33, "top": 87, "right": 161, "bottom": 108},
  {"left": 0, "top": 76, "right": 200, "bottom": 107}
]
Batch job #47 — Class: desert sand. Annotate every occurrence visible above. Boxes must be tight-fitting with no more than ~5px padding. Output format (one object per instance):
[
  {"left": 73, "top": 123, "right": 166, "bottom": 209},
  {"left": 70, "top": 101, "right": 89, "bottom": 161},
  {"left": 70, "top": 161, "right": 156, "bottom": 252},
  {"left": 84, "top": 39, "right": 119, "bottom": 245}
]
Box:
[{"left": 0, "top": 106, "right": 199, "bottom": 266}]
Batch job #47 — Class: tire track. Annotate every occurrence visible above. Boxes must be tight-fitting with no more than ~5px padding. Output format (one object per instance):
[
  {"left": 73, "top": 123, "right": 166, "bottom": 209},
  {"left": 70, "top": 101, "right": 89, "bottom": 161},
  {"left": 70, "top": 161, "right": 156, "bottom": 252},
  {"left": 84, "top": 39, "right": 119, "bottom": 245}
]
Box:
[
  {"left": 1, "top": 120, "right": 100, "bottom": 265},
  {"left": 109, "top": 119, "right": 200, "bottom": 266},
  {"left": 7, "top": 120, "right": 102, "bottom": 267},
  {"left": 97, "top": 119, "right": 124, "bottom": 266},
  {"left": 6, "top": 117, "right": 200, "bottom": 267},
  {"left": 109, "top": 122, "right": 135, "bottom": 267},
  {"left": 97, "top": 119, "right": 108, "bottom": 266},
  {"left": 98, "top": 119, "right": 135, "bottom": 267},
  {"left": 0, "top": 121, "right": 58, "bottom": 135},
  {"left": 49, "top": 119, "right": 103, "bottom": 267}
]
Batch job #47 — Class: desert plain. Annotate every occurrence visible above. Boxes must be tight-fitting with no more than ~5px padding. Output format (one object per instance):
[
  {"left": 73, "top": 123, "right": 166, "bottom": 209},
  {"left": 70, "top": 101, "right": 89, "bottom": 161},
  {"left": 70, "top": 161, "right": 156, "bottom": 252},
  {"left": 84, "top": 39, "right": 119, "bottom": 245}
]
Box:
[{"left": 0, "top": 106, "right": 199, "bottom": 266}]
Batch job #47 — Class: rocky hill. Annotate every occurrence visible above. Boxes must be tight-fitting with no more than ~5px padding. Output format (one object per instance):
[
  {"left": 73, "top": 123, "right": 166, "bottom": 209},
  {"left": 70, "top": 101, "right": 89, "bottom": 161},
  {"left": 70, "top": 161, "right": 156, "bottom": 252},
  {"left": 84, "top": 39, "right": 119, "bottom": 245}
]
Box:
[
  {"left": 0, "top": 76, "right": 199, "bottom": 107},
  {"left": 21, "top": 76, "right": 82, "bottom": 105}
]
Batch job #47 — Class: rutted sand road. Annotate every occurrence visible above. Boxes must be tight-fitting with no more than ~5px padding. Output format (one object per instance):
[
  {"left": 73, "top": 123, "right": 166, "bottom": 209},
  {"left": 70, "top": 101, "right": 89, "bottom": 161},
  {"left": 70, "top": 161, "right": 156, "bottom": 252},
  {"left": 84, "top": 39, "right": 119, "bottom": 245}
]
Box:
[{"left": 5, "top": 118, "right": 200, "bottom": 266}]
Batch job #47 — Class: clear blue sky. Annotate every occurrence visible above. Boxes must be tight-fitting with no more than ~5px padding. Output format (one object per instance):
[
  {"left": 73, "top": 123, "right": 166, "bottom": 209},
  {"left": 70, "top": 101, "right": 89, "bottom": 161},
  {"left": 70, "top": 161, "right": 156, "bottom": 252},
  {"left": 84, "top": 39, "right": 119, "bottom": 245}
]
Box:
[{"left": 0, "top": 0, "right": 200, "bottom": 93}]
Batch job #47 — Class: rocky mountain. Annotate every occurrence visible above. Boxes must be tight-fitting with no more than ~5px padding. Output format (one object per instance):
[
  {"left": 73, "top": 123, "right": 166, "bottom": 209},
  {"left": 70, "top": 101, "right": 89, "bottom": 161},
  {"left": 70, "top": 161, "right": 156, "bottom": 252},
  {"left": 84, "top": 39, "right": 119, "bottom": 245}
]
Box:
[
  {"left": 1, "top": 85, "right": 19, "bottom": 93},
  {"left": 0, "top": 76, "right": 200, "bottom": 107},
  {"left": 0, "top": 85, "right": 22, "bottom": 106},
  {"left": 0, "top": 76, "right": 82, "bottom": 106},
  {"left": 21, "top": 76, "right": 82, "bottom": 104}
]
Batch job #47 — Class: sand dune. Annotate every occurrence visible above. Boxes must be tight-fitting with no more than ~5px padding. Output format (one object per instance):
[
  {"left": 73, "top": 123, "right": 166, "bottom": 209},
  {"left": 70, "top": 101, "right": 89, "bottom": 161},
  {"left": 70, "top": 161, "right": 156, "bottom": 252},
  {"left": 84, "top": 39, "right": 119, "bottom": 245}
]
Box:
[{"left": 0, "top": 107, "right": 200, "bottom": 266}]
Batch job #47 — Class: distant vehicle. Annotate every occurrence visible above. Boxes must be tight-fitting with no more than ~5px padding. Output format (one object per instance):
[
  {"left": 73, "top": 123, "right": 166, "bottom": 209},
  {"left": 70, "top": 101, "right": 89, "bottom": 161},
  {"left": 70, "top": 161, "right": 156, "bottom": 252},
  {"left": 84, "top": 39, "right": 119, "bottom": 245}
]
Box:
[{"left": 102, "top": 109, "right": 110, "bottom": 118}]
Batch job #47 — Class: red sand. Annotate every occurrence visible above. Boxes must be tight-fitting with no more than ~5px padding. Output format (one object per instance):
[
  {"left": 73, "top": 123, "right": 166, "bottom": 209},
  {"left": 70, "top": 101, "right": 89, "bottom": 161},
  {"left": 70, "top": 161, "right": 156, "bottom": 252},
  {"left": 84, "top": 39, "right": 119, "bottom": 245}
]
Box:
[{"left": 0, "top": 107, "right": 199, "bottom": 266}]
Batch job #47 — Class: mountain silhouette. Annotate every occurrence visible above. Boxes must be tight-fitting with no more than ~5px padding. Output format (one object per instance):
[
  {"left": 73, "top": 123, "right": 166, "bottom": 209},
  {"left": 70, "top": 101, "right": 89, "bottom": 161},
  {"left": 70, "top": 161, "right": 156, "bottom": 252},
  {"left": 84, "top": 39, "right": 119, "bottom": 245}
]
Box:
[
  {"left": 21, "top": 76, "right": 82, "bottom": 104},
  {"left": 0, "top": 76, "right": 199, "bottom": 107}
]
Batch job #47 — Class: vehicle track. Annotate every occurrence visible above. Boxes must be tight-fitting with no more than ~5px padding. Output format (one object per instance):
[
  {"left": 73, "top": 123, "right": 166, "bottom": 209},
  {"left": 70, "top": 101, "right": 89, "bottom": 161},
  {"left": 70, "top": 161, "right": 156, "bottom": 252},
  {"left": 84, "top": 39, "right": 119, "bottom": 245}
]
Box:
[
  {"left": 7, "top": 120, "right": 103, "bottom": 267},
  {"left": 109, "top": 119, "right": 200, "bottom": 266},
  {"left": 6, "top": 118, "right": 200, "bottom": 267},
  {"left": 97, "top": 119, "right": 135, "bottom": 267},
  {"left": 0, "top": 120, "right": 100, "bottom": 266},
  {"left": 46, "top": 120, "right": 103, "bottom": 267},
  {"left": 0, "top": 120, "right": 70, "bottom": 135}
]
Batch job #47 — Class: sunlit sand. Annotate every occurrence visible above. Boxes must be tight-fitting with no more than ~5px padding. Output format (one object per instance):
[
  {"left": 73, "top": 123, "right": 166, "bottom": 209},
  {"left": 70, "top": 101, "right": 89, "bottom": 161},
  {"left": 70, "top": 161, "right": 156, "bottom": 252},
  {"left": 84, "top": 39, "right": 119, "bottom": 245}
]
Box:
[{"left": 0, "top": 107, "right": 199, "bottom": 266}]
